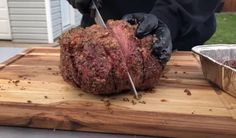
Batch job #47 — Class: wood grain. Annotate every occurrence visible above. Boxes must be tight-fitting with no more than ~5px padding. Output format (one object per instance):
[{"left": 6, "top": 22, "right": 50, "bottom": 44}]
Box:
[
  {"left": 224, "top": 0, "right": 236, "bottom": 12},
  {"left": 0, "top": 48, "right": 236, "bottom": 137}
]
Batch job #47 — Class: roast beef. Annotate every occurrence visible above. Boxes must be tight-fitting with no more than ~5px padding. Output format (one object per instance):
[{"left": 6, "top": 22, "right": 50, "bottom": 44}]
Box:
[{"left": 59, "top": 20, "right": 163, "bottom": 94}]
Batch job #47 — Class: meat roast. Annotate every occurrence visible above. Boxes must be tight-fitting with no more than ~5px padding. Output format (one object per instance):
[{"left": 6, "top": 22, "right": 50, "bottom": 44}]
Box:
[{"left": 59, "top": 20, "right": 164, "bottom": 94}]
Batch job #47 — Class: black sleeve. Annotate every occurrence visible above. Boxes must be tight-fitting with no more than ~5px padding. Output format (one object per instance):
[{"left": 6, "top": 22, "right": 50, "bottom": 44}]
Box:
[
  {"left": 150, "top": 0, "right": 221, "bottom": 40},
  {"left": 67, "top": 0, "right": 76, "bottom": 8}
]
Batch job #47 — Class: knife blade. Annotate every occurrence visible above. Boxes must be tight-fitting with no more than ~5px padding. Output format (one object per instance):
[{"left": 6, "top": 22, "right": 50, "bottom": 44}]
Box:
[
  {"left": 91, "top": 0, "right": 107, "bottom": 28},
  {"left": 91, "top": 0, "right": 139, "bottom": 99}
]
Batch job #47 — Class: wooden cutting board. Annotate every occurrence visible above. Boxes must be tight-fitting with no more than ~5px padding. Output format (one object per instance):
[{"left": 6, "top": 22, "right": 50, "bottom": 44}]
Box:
[{"left": 0, "top": 48, "right": 235, "bottom": 138}]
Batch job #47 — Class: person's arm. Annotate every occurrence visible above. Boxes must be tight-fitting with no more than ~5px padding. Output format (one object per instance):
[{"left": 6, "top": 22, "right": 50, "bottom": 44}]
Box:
[
  {"left": 150, "top": 0, "right": 221, "bottom": 40},
  {"left": 67, "top": 0, "right": 90, "bottom": 15}
]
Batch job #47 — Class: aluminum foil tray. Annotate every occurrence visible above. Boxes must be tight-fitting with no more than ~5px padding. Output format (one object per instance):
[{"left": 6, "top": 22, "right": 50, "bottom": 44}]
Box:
[{"left": 192, "top": 44, "right": 236, "bottom": 97}]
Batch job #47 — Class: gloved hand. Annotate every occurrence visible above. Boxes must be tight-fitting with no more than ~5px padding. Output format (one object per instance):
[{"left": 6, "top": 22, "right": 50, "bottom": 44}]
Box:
[
  {"left": 67, "top": 0, "right": 102, "bottom": 15},
  {"left": 123, "top": 13, "right": 172, "bottom": 65}
]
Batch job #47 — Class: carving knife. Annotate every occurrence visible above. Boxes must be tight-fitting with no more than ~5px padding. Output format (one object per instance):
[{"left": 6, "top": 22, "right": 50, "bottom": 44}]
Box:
[{"left": 91, "top": 0, "right": 139, "bottom": 99}]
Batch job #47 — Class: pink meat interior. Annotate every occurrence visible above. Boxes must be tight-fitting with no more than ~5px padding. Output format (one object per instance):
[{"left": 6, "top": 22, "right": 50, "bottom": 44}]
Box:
[{"left": 109, "top": 23, "right": 136, "bottom": 59}]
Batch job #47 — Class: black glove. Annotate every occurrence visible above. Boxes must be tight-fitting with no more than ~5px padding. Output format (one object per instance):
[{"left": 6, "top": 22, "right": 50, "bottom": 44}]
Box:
[
  {"left": 67, "top": 0, "right": 102, "bottom": 15},
  {"left": 123, "top": 13, "right": 172, "bottom": 65}
]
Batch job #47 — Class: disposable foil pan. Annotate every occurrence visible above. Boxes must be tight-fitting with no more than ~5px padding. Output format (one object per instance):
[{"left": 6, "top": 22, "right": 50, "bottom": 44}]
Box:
[{"left": 192, "top": 44, "right": 236, "bottom": 97}]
